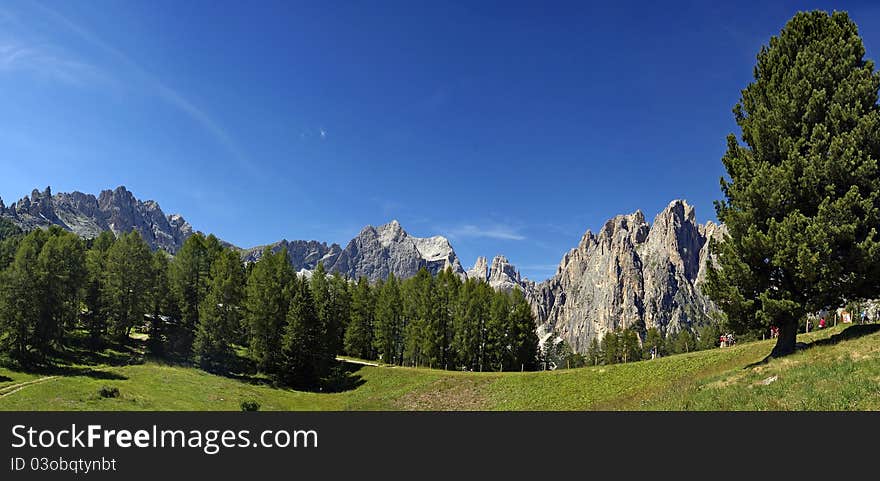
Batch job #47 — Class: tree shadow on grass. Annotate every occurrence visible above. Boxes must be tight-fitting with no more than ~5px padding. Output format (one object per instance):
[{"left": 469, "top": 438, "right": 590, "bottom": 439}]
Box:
[
  {"left": 0, "top": 375, "right": 11, "bottom": 383},
  {"left": 745, "top": 324, "right": 880, "bottom": 369},
  {"left": 806, "top": 324, "right": 880, "bottom": 348},
  {"left": 10, "top": 363, "right": 128, "bottom": 381},
  {"left": 321, "top": 362, "right": 366, "bottom": 394},
  {"left": 56, "top": 334, "right": 147, "bottom": 368}
]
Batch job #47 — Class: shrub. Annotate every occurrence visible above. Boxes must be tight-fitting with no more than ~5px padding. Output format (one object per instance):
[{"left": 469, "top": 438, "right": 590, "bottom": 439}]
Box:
[
  {"left": 240, "top": 400, "right": 260, "bottom": 411},
  {"left": 98, "top": 386, "right": 120, "bottom": 398}
]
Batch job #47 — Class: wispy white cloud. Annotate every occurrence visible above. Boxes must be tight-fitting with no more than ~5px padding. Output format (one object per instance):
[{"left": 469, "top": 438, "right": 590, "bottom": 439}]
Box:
[
  {"left": 31, "top": 2, "right": 254, "bottom": 174},
  {"left": 319, "top": 128, "right": 327, "bottom": 139},
  {"left": 0, "top": 41, "right": 106, "bottom": 86},
  {"left": 446, "top": 224, "right": 526, "bottom": 241}
]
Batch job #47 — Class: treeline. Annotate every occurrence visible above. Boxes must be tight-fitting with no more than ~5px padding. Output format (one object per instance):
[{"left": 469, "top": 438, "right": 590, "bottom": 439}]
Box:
[
  {"left": 544, "top": 324, "right": 726, "bottom": 369},
  {"left": 0, "top": 222, "right": 540, "bottom": 389}
]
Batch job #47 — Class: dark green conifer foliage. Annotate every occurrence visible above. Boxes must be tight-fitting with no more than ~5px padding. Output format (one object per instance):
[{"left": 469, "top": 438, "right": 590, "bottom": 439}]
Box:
[
  {"left": 344, "top": 277, "right": 375, "bottom": 360},
  {"left": 169, "top": 233, "right": 212, "bottom": 355},
  {"left": 707, "top": 11, "right": 880, "bottom": 356},
  {"left": 194, "top": 249, "right": 245, "bottom": 372},
  {"left": 508, "top": 289, "right": 539, "bottom": 370},
  {"left": 35, "top": 228, "right": 86, "bottom": 350},
  {"left": 0, "top": 230, "right": 47, "bottom": 362},
  {"left": 373, "top": 273, "right": 403, "bottom": 365},
  {"left": 282, "top": 278, "right": 326, "bottom": 389},
  {"left": 83, "top": 231, "right": 115, "bottom": 344},
  {"left": 245, "top": 247, "right": 293, "bottom": 374},
  {"left": 147, "top": 250, "right": 174, "bottom": 355},
  {"left": 102, "top": 231, "right": 153, "bottom": 341}
]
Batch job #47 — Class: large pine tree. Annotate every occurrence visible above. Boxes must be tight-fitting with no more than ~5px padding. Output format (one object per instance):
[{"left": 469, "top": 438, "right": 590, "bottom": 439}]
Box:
[{"left": 707, "top": 11, "right": 880, "bottom": 356}]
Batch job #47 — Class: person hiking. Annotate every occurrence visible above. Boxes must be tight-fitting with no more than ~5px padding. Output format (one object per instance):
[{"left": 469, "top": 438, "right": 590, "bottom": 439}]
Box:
[{"left": 819, "top": 317, "right": 826, "bottom": 329}]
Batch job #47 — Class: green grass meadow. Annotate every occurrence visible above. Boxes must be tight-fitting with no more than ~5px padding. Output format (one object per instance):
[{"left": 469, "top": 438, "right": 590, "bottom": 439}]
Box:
[{"left": 1, "top": 324, "right": 878, "bottom": 411}]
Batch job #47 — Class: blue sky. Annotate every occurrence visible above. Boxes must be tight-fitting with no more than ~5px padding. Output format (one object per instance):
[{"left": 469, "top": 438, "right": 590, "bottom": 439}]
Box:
[{"left": 2, "top": 1, "right": 880, "bottom": 281}]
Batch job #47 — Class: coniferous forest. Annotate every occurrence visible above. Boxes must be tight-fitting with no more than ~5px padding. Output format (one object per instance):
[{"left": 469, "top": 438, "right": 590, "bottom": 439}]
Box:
[{"left": 0, "top": 218, "right": 540, "bottom": 390}]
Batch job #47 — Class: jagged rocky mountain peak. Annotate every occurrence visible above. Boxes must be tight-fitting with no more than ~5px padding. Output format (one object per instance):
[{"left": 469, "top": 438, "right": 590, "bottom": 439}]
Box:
[
  {"left": 1, "top": 185, "right": 194, "bottom": 254},
  {"left": 467, "top": 256, "right": 489, "bottom": 281},
  {"left": 2, "top": 185, "right": 727, "bottom": 356},
  {"left": 530, "top": 200, "right": 723, "bottom": 352}
]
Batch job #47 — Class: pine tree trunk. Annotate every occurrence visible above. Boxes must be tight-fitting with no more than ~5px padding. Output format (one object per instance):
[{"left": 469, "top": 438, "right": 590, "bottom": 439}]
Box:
[{"left": 770, "top": 320, "right": 797, "bottom": 357}]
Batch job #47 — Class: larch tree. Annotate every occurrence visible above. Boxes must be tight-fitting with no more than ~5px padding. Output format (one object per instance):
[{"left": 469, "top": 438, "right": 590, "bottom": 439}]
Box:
[{"left": 194, "top": 249, "right": 246, "bottom": 372}]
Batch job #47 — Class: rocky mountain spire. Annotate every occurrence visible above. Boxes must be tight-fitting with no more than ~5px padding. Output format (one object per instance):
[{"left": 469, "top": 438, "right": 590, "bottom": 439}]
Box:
[
  {"left": 530, "top": 200, "right": 722, "bottom": 353},
  {"left": 467, "top": 256, "right": 489, "bottom": 281}
]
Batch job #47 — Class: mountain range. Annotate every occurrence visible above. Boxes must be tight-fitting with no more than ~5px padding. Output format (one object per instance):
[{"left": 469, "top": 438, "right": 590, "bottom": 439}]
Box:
[{"left": 0, "top": 186, "right": 724, "bottom": 352}]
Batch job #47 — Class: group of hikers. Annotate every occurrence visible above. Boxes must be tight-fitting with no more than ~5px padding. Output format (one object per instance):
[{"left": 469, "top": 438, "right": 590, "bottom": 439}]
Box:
[
  {"left": 719, "top": 333, "right": 736, "bottom": 348},
  {"left": 775, "top": 309, "right": 877, "bottom": 338}
]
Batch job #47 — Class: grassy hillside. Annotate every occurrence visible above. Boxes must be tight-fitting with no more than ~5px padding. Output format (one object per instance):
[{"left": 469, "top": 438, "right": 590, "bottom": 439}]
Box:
[{"left": 1, "top": 324, "right": 878, "bottom": 410}]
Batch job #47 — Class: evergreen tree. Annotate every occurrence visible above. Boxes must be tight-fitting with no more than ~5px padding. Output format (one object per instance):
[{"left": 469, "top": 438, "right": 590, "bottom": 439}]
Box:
[
  {"left": 328, "top": 271, "right": 351, "bottom": 356},
  {"left": 484, "top": 290, "right": 510, "bottom": 371},
  {"left": 0, "top": 230, "right": 46, "bottom": 363},
  {"left": 169, "top": 233, "right": 212, "bottom": 355},
  {"left": 83, "top": 231, "right": 115, "bottom": 344},
  {"left": 697, "top": 324, "right": 721, "bottom": 351},
  {"left": 245, "top": 247, "right": 293, "bottom": 374},
  {"left": 194, "top": 249, "right": 245, "bottom": 372},
  {"left": 344, "top": 277, "right": 375, "bottom": 359},
  {"left": 508, "top": 288, "right": 539, "bottom": 371},
  {"left": 452, "top": 279, "right": 484, "bottom": 370},
  {"left": 620, "top": 328, "right": 641, "bottom": 363},
  {"left": 402, "top": 314, "right": 426, "bottom": 367},
  {"left": 601, "top": 328, "right": 621, "bottom": 365},
  {"left": 147, "top": 250, "right": 174, "bottom": 355},
  {"left": 434, "top": 267, "right": 460, "bottom": 368},
  {"left": 0, "top": 217, "right": 21, "bottom": 242},
  {"left": 281, "top": 278, "right": 325, "bottom": 389},
  {"left": 373, "top": 273, "right": 403, "bottom": 365},
  {"left": 34, "top": 228, "right": 86, "bottom": 352},
  {"left": 309, "top": 262, "right": 340, "bottom": 374},
  {"left": 402, "top": 268, "right": 436, "bottom": 367},
  {"left": 102, "top": 231, "right": 153, "bottom": 341},
  {"left": 707, "top": 11, "right": 880, "bottom": 356},
  {"left": 586, "top": 337, "right": 602, "bottom": 366},
  {"left": 643, "top": 327, "right": 665, "bottom": 359},
  {"left": 0, "top": 218, "right": 23, "bottom": 270},
  {"left": 671, "top": 329, "right": 696, "bottom": 354}
]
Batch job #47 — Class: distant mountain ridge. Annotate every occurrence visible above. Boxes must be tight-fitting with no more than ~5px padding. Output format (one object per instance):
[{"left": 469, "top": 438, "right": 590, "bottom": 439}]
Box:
[
  {"left": 0, "top": 186, "right": 193, "bottom": 253},
  {"left": 1, "top": 185, "right": 725, "bottom": 353}
]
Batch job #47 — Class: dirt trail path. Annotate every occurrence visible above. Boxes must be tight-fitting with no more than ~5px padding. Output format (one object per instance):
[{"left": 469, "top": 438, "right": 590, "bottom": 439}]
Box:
[
  {"left": 0, "top": 376, "right": 58, "bottom": 398},
  {"left": 336, "top": 357, "right": 380, "bottom": 367}
]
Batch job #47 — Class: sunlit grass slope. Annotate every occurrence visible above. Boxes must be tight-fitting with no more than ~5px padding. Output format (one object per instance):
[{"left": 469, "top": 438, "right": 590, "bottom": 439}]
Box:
[{"left": 1, "top": 324, "right": 877, "bottom": 410}]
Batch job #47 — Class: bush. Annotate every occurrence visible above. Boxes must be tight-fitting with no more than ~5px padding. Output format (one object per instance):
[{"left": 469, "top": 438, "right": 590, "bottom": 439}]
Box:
[
  {"left": 98, "top": 386, "right": 120, "bottom": 398},
  {"left": 240, "top": 400, "right": 260, "bottom": 411}
]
